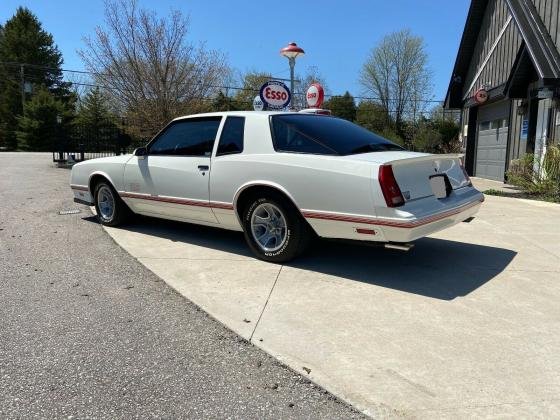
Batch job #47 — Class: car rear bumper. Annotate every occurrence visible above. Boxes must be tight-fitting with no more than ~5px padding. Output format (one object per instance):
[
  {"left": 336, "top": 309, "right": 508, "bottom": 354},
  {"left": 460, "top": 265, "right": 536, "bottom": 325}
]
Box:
[
  {"left": 378, "top": 195, "right": 483, "bottom": 243},
  {"left": 302, "top": 187, "right": 484, "bottom": 243}
]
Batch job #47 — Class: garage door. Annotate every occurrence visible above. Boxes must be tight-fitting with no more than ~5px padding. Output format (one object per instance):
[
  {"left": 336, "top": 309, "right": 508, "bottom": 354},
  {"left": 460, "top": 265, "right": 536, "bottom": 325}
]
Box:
[{"left": 475, "top": 101, "right": 509, "bottom": 181}]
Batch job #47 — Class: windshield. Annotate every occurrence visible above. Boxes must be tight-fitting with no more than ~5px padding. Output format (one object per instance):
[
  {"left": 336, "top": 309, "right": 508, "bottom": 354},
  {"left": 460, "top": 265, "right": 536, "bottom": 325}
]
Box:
[{"left": 270, "top": 114, "right": 403, "bottom": 156}]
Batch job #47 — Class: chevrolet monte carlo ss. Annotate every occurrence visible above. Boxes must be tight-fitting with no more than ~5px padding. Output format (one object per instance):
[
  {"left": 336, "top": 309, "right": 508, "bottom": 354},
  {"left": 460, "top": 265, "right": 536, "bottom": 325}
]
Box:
[{"left": 70, "top": 111, "right": 484, "bottom": 262}]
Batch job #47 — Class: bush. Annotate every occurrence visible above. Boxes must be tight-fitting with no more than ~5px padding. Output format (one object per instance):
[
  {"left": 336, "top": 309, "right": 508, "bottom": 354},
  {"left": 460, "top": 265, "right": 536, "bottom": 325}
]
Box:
[{"left": 507, "top": 148, "right": 560, "bottom": 201}]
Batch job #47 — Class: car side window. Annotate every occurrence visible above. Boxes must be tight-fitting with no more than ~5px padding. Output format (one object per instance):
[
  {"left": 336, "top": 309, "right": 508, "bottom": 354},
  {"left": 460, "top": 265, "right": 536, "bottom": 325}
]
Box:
[
  {"left": 148, "top": 117, "right": 221, "bottom": 156},
  {"left": 217, "top": 117, "right": 245, "bottom": 156}
]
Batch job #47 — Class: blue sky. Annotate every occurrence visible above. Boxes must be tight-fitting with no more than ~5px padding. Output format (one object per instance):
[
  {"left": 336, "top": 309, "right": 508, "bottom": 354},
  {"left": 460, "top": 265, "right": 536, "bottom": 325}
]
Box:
[{"left": 1, "top": 0, "right": 470, "bottom": 100}]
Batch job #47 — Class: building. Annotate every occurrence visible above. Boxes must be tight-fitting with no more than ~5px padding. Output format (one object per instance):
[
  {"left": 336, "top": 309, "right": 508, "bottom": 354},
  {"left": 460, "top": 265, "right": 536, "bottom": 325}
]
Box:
[{"left": 445, "top": 0, "right": 560, "bottom": 181}]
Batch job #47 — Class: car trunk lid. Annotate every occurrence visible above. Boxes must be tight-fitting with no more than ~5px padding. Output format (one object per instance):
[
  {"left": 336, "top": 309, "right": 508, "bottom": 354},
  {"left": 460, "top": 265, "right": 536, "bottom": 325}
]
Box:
[{"left": 344, "top": 152, "right": 471, "bottom": 202}]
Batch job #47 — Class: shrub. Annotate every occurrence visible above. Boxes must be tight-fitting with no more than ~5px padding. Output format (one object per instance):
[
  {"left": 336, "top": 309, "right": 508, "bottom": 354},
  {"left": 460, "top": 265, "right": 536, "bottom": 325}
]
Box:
[{"left": 507, "top": 148, "right": 560, "bottom": 201}]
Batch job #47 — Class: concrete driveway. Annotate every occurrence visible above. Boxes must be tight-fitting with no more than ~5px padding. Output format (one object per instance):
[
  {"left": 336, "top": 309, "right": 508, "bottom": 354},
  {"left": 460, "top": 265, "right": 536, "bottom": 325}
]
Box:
[{"left": 103, "top": 192, "right": 560, "bottom": 418}]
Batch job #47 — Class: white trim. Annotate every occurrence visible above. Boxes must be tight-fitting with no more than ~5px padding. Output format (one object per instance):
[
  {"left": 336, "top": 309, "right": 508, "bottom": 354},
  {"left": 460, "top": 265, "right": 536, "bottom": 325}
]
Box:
[{"left": 463, "top": 15, "right": 513, "bottom": 100}]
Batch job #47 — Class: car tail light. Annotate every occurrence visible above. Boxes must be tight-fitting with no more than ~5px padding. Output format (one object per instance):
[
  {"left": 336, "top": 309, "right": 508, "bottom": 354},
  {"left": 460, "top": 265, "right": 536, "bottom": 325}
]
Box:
[{"left": 378, "top": 165, "right": 405, "bottom": 207}]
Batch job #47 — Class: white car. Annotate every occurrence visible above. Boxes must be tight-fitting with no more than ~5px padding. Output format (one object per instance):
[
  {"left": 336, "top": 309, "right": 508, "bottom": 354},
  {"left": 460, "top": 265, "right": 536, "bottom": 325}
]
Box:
[{"left": 70, "top": 111, "right": 483, "bottom": 262}]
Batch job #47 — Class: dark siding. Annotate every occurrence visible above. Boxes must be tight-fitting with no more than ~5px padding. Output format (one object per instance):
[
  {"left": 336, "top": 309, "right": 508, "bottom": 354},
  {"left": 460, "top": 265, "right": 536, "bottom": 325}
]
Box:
[
  {"left": 462, "top": 0, "right": 524, "bottom": 99},
  {"left": 533, "top": 0, "right": 560, "bottom": 49}
]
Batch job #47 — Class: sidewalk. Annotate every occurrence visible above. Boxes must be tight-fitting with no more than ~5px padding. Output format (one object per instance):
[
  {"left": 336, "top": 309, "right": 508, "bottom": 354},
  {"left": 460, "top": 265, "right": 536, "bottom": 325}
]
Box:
[{"left": 471, "top": 176, "right": 521, "bottom": 194}]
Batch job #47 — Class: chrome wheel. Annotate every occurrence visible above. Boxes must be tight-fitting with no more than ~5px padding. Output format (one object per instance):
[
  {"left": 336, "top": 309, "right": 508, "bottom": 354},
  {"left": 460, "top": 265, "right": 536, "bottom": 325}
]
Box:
[
  {"left": 250, "top": 203, "right": 287, "bottom": 252},
  {"left": 97, "top": 185, "right": 115, "bottom": 221}
]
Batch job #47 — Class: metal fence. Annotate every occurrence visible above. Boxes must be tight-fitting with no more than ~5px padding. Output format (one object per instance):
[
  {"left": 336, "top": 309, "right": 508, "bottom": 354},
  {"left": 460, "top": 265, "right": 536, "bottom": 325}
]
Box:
[{"left": 52, "top": 122, "right": 136, "bottom": 163}]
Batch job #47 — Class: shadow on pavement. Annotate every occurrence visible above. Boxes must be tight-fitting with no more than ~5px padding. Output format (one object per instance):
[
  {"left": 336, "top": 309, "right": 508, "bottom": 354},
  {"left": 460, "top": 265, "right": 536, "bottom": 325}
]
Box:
[{"left": 87, "top": 215, "right": 517, "bottom": 301}]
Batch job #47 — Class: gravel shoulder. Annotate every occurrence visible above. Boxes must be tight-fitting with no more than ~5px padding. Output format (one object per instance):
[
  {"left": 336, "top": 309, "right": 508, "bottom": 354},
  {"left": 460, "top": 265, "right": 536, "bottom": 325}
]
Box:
[{"left": 0, "top": 153, "right": 365, "bottom": 419}]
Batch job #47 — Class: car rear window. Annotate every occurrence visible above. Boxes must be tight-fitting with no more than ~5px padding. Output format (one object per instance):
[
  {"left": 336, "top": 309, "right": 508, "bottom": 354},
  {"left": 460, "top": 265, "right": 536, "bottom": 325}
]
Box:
[{"left": 270, "top": 114, "right": 403, "bottom": 155}]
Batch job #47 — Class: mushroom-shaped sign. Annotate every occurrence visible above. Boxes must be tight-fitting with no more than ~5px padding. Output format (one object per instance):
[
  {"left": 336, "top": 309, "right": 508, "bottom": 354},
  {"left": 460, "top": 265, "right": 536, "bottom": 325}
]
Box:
[{"left": 306, "top": 83, "right": 325, "bottom": 108}]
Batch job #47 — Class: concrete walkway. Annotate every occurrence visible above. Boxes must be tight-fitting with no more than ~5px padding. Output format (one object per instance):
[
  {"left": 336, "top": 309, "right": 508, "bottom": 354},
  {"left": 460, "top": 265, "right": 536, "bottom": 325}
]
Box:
[
  {"left": 471, "top": 176, "right": 522, "bottom": 194},
  {"left": 103, "top": 195, "right": 560, "bottom": 418}
]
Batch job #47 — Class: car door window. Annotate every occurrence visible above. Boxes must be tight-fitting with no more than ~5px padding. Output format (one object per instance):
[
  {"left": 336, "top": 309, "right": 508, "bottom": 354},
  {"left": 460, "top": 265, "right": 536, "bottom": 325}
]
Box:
[
  {"left": 217, "top": 117, "right": 245, "bottom": 156},
  {"left": 149, "top": 117, "right": 221, "bottom": 156}
]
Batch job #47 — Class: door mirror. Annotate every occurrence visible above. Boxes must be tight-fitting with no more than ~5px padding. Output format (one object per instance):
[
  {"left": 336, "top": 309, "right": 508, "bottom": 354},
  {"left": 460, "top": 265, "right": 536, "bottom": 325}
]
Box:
[{"left": 134, "top": 147, "right": 147, "bottom": 157}]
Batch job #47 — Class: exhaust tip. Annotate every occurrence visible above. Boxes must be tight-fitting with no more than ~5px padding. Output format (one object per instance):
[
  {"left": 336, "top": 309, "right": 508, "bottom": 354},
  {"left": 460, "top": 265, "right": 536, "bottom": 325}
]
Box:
[{"left": 384, "top": 242, "right": 415, "bottom": 252}]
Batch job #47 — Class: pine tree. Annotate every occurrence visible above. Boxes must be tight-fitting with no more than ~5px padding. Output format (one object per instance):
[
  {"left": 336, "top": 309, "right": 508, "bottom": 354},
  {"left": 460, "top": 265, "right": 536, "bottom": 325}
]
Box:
[
  {"left": 0, "top": 7, "right": 72, "bottom": 149},
  {"left": 323, "top": 92, "right": 357, "bottom": 122},
  {"left": 16, "top": 87, "right": 72, "bottom": 151},
  {"left": 74, "top": 88, "right": 119, "bottom": 150}
]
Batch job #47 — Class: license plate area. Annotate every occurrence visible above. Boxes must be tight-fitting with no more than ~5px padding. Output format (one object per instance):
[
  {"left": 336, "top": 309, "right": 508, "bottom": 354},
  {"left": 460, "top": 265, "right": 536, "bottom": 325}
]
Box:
[{"left": 429, "top": 174, "right": 451, "bottom": 199}]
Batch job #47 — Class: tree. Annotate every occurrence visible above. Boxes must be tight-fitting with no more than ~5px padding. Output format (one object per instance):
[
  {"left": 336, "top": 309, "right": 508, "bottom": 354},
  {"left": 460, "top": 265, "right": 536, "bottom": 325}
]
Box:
[
  {"left": 355, "top": 100, "right": 390, "bottom": 134},
  {"left": 211, "top": 91, "right": 240, "bottom": 112},
  {"left": 412, "top": 118, "right": 461, "bottom": 153},
  {"left": 293, "top": 66, "right": 329, "bottom": 110},
  {"left": 360, "top": 29, "right": 432, "bottom": 138},
  {"left": 79, "top": 0, "right": 229, "bottom": 138},
  {"left": 75, "top": 88, "right": 115, "bottom": 126},
  {"left": 0, "top": 7, "right": 71, "bottom": 149},
  {"left": 16, "top": 87, "right": 73, "bottom": 151},
  {"left": 323, "top": 91, "right": 356, "bottom": 121},
  {"left": 233, "top": 71, "right": 272, "bottom": 110},
  {"left": 74, "top": 87, "right": 119, "bottom": 147}
]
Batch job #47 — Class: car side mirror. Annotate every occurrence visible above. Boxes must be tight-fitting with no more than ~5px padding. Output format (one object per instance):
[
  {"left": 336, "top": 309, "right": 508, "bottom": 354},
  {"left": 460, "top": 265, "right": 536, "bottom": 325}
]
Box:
[{"left": 134, "top": 147, "right": 147, "bottom": 157}]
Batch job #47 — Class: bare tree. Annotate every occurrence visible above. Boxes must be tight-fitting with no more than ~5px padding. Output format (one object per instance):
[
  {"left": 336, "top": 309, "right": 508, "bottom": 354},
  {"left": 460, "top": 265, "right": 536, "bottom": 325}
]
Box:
[
  {"left": 360, "top": 29, "right": 432, "bottom": 136},
  {"left": 294, "top": 66, "right": 329, "bottom": 110},
  {"left": 79, "top": 0, "right": 229, "bottom": 137}
]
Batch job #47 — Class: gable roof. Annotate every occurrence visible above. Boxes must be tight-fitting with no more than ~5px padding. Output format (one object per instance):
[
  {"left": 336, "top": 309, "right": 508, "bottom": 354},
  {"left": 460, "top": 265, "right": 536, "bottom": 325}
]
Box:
[{"left": 445, "top": 0, "right": 560, "bottom": 108}]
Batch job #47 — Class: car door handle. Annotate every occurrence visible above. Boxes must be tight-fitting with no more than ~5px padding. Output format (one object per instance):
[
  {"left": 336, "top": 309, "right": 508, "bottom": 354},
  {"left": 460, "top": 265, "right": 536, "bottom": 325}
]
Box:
[{"left": 198, "top": 165, "right": 209, "bottom": 171}]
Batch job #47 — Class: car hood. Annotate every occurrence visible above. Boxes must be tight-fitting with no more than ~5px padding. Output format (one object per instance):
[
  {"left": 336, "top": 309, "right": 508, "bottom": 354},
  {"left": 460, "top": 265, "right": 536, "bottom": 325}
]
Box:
[{"left": 79, "top": 154, "right": 134, "bottom": 166}]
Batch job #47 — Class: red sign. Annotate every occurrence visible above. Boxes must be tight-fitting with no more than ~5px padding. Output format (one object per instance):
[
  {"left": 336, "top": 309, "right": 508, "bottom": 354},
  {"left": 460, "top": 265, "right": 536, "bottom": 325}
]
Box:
[
  {"left": 474, "top": 88, "right": 488, "bottom": 104},
  {"left": 306, "top": 83, "right": 325, "bottom": 108}
]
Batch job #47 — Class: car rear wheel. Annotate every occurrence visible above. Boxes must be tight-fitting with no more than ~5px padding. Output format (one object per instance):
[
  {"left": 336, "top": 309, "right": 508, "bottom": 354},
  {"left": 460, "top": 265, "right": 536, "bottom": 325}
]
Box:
[
  {"left": 242, "top": 193, "right": 310, "bottom": 263},
  {"left": 94, "top": 181, "right": 129, "bottom": 226}
]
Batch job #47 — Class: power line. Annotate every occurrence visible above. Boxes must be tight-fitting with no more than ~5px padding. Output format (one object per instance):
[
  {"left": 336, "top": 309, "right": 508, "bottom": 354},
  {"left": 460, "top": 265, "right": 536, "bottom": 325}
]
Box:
[{"left": 1, "top": 61, "right": 446, "bottom": 104}]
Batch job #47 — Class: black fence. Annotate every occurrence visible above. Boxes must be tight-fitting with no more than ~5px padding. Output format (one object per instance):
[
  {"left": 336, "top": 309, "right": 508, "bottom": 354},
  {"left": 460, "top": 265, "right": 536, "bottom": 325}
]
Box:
[{"left": 52, "top": 122, "right": 139, "bottom": 163}]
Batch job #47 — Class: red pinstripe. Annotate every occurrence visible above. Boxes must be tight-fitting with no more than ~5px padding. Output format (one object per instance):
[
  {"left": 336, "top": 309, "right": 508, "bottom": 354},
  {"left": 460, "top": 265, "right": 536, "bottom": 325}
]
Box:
[
  {"left": 302, "top": 198, "right": 483, "bottom": 229},
  {"left": 119, "top": 191, "right": 234, "bottom": 210}
]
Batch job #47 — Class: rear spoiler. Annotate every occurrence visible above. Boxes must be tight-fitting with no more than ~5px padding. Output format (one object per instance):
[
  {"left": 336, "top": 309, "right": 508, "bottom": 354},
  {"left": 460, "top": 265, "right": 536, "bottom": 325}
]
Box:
[{"left": 384, "top": 153, "right": 465, "bottom": 167}]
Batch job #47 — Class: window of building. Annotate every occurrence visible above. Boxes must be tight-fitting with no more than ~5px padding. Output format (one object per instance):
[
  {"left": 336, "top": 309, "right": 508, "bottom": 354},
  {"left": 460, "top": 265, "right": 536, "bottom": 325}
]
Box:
[
  {"left": 216, "top": 117, "right": 245, "bottom": 156},
  {"left": 149, "top": 117, "right": 221, "bottom": 156}
]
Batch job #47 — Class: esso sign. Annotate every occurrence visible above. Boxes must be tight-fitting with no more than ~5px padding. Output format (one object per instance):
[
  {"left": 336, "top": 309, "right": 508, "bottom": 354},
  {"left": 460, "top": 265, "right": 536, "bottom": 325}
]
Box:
[
  {"left": 259, "top": 81, "right": 291, "bottom": 110},
  {"left": 306, "top": 83, "right": 324, "bottom": 108},
  {"left": 474, "top": 88, "right": 488, "bottom": 104},
  {"left": 253, "top": 95, "right": 264, "bottom": 111}
]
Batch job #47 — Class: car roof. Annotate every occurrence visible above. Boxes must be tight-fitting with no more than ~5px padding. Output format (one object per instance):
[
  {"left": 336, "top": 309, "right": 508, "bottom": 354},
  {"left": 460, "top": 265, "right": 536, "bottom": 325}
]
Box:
[
  {"left": 173, "top": 111, "right": 336, "bottom": 121},
  {"left": 171, "top": 110, "right": 325, "bottom": 122}
]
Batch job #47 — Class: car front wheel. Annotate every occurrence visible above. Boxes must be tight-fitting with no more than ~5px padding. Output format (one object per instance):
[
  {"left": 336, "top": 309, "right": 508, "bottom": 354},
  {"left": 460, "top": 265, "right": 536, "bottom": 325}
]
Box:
[
  {"left": 94, "top": 181, "right": 129, "bottom": 226},
  {"left": 242, "top": 194, "right": 310, "bottom": 263}
]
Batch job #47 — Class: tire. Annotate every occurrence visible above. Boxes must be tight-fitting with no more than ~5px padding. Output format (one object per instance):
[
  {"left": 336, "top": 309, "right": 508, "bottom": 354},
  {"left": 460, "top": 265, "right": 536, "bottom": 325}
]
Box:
[
  {"left": 242, "top": 192, "right": 311, "bottom": 263},
  {"left": 93, "top": 181, "right": 130, "bottom": 227}
]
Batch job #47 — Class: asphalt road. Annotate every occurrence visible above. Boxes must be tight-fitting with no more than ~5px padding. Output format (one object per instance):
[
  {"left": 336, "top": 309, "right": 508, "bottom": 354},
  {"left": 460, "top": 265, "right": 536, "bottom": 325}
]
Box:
[{"left": 0, "top": 153, "right": 364, "bottom": 419}]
